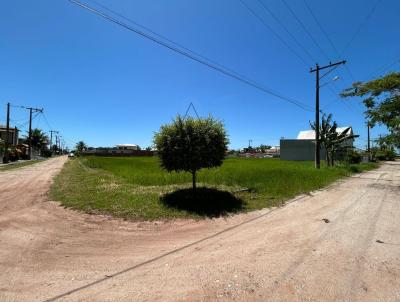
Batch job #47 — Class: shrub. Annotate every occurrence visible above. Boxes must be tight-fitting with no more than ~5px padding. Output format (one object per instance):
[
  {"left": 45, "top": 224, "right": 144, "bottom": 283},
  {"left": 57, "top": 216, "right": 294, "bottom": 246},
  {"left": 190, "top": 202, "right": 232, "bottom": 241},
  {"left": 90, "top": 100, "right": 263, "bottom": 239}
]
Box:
[
  {"left": 345, "top": 150, "right": 362, "bottom": 164},
  {"left": 154, "top": 115, "right": 229, "bottom": 191},
  {"left": 374, "top": 149, "right": 396, "bottom": 161}
]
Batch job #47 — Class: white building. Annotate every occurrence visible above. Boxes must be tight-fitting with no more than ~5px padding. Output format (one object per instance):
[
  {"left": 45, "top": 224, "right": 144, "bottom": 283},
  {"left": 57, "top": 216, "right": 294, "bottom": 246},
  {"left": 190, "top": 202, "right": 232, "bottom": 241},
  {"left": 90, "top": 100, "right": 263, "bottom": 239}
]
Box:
[
  {"left": 116, "top": 144, "right": 139, "bottom": 151},
  {"left": 280, "top": 127, "right": 355, "bottom": 161}
]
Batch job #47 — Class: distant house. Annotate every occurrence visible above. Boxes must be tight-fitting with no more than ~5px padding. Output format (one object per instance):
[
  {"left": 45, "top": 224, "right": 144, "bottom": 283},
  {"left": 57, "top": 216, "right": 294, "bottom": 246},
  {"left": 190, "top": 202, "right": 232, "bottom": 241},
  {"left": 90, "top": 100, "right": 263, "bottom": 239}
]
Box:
[
  {"left": 0, "top": 125, "right": 19, "bottom": 146},
  {"left": 280, "top": 127, "right": 355, "bottom": 161},
  {"left": 116, "top": 144, "right": 139, "bottom": 151},
  {"left": 83, "top": 144, "right": 153, "bottom": 156}
]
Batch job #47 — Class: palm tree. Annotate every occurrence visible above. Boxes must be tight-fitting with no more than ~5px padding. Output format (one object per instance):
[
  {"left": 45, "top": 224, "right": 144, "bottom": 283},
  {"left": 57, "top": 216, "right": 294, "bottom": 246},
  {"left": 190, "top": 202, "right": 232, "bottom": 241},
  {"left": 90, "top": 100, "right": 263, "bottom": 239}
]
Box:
[
  {"left": 75, "top": 141, "right": 87, "bottom": 155},
  {"left": 27, "top": 128, "right": 48, "bottom": 150},
  {"left": 311, "top": 114, "right": 358, "bottom": 166}
]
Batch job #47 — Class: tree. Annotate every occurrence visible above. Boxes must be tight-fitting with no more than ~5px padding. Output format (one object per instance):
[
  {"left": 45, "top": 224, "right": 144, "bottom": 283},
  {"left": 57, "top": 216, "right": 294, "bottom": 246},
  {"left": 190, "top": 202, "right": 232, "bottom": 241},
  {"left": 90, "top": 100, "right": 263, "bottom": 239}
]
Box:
[
  {"left": 75, "top": 141, "right": 87, "bottom": 155},
  {"left": 154, "top": 115, "right": 229, "bottom": 191},
  {"left": 26, "top": 128, "right": 48, "bottom": 150},
  {"left": 341, "top": 72, "right": 400, "bottom": 148},
  {"left": 258, "top": 144, "right": 272, "bottom": 153},
  {"left": 51, "top": 144, "right": 59, "bottom": 153},
  {"left": 311, "top": 114, "right": 358, "bottom": 166}
]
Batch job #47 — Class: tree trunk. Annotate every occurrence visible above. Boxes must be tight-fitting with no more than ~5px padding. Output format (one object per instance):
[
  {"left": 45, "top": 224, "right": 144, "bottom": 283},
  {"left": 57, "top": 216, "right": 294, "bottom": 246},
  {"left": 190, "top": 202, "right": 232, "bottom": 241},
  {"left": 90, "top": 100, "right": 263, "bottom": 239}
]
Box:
[
  {"left": 191, "top": 170, "right": 197, "bottom": 192},
  {"left": 326, "top": 151, "right": 330, "bottom": 167},
  {"left": 326, "top": 147, "right": 331, "bottom": 167}
]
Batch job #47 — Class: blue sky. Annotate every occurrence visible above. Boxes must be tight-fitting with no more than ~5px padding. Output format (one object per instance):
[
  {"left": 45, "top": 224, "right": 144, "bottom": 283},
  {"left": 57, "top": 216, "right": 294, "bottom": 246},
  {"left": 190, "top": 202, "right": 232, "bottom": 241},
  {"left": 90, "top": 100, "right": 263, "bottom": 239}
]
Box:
[{"left": 1, "top": 0, "right": 399, "bottom": 150}]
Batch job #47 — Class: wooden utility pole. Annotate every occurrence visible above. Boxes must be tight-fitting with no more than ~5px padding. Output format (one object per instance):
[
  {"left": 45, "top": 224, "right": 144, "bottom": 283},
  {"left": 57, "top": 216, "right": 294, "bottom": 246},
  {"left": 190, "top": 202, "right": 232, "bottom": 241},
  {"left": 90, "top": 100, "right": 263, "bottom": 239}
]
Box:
[
  {"left": 367, "top": 121, "right": 371, "bottom": 161},
  {"left": 49, "top": 130, "right": 58, "bottom": 153},
  {"left": 3, "top": 102, "right": 10, "bottom": 163},
  {"left": 25, "top": 107, "right": 43, "bottom": 159},
  {"left": 310, "top": 60, "right": 346, "bottom": 169}
]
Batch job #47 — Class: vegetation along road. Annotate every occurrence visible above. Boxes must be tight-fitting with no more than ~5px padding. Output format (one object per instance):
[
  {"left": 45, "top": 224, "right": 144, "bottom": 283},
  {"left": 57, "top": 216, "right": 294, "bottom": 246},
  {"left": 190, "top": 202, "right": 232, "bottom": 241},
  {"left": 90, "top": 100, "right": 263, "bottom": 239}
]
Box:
[{"left": 0, "top": 156, "right": 399, "bottom": 301}]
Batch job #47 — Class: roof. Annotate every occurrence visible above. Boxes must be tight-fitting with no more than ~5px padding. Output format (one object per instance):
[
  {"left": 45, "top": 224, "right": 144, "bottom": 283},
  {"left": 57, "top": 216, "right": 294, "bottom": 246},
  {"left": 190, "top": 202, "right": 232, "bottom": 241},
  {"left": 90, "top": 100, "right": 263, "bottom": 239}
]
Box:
[
  {"left": 297, "top": 130, "right": 315, "bottom": 140},
  {"left": 115, "top": 144, "right": 138, "bottom": 147},
  {"left": 0, "top": 125, "right": 19, "bottom": 131},
  {"left": 297, "top": 127, "right": 352, "bottom": 140}
]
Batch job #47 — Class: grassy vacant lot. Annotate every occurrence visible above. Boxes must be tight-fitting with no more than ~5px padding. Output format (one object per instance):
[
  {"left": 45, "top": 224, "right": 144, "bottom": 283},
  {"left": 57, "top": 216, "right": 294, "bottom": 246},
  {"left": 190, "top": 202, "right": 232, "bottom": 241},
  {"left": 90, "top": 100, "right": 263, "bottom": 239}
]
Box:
[
  {"left": 50, "top": 156, "right": 378, "bottom": 220},
  {"left": 0, "top": 160, "right": 41, "bottom": 171}
]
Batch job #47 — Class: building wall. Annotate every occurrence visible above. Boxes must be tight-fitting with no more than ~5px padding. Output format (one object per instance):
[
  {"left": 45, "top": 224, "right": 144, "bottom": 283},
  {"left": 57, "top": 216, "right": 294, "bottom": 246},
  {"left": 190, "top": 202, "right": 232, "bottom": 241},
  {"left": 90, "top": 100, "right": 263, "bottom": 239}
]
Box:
[
  {"left": 0, "top": 128, "right": 19, "bottom": 145},
  {"left": 280, "top": 139, "right": 326, "bottom": 161}
]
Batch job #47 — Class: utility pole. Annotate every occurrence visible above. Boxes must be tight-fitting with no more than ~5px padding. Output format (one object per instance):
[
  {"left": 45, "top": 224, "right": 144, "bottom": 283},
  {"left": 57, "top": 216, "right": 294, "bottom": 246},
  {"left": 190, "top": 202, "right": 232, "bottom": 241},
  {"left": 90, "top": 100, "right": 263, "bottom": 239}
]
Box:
[
  {"left": 248, "top": 139, "right": 252, "bottom": 149},
  {"left": 58, "top": 135, "right": 62, "bottom": 152},
  {"left": 49, "top": 130, "right": 58, "bottom": 153},
  {"left": 55, "top": 135, "right": 59, "bottom": 154},
  {"left": 25, "top": 107, "right": 43, "bottom": 159},
  {"left": 3, "top": 102, "right": 10, "bottom": 163},
  {"left": 367, "top": 121, "right": 371, "bottom": 161},
  {"left": 310, "top": 60, "right": 346, "bottom": 169}
]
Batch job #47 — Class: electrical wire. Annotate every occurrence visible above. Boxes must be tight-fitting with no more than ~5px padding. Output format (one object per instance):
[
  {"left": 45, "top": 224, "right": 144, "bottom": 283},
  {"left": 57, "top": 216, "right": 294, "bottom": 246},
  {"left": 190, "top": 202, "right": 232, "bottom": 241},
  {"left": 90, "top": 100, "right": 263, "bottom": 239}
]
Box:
[
  {"left": 302, "top": 0, "right": 356, "bottom": 84},
  {"left": 85, "top": 0, "right": 260, "bottom": 89},
  {"left": 41, "top": 112, "right": 54, "bottom": 131},
  {"left": 239, "top": 0, "right": 310, "bottom": 67},
  {"left": 68, "top": 0, "right": 314, "bottom": 112},
  {"left": 339, "top": 0, "right": 382, "bottom": 57},
  {"left": 15, "top": 111, "right": 41, "bottom": 130},
  {"left": 302, "top": 0, "right": 339, "bottom": 56},
  {"left": 367, "top": 57, "right": 400, "bottom": 80},
  {"left": 256, "top": 0, "right": 317, "bottom": 63},
  {"left": 281, "top": 0, "right": 330, "bottom": 62}
]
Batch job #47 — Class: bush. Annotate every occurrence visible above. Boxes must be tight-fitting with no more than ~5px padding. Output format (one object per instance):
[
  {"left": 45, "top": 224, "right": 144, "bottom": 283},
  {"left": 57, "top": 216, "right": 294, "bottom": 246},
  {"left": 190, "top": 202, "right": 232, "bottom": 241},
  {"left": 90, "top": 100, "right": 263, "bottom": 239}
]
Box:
[
  {"left": 345, "top": 150, "right": 362, "bottom": 164},
  {"left": 40, "top": 149, "right": 53, "bottom": 158},
  {"left": 374, "top": 149, "right": 396, "bottom": 161}
]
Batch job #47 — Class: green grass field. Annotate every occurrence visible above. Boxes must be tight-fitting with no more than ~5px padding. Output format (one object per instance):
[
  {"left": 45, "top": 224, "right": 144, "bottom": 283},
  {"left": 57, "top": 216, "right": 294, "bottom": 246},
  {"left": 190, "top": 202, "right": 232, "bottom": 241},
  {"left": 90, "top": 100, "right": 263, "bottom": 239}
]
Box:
[{"left": 50, "top": 156, "right": 378, "bottom": 220}]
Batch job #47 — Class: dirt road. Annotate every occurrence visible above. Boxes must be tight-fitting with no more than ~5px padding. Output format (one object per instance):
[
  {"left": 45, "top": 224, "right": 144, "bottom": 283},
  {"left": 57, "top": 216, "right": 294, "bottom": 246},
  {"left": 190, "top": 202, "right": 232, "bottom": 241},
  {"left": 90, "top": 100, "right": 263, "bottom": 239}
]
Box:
[{"left": 0, "top": 157, "right": 399, "bottom": 301}]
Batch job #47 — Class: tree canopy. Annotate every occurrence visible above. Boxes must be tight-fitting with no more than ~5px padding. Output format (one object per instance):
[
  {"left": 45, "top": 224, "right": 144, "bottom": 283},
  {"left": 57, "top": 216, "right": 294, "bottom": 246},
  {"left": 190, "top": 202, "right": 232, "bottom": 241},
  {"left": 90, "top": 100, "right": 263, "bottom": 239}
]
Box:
[
  {"left": 26, "top": 128, "right": 48, "bottom": 150},
  {"left": 341, "top": 72, "right": 400, "bottom": 148},
  {"left": 154, "top": 115, "right": 229, "bottom": 190},
  {"left": 75, "top": 141, "right": 87, "bottom": 155}
]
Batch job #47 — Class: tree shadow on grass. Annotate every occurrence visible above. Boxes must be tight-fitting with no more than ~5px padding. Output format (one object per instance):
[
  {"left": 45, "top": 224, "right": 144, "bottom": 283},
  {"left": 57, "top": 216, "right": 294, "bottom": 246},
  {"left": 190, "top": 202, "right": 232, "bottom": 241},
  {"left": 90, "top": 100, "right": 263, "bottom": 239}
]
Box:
[{"left": 160, "top": 187, "right": 245, "bottom": 218}]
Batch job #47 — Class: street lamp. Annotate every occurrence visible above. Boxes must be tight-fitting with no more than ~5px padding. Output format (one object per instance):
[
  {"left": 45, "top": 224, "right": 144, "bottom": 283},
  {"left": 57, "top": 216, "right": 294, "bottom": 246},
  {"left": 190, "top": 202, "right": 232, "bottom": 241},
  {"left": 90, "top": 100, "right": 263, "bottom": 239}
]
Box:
[{"left": 320, "top": 76, "right": 340, "bottom": 88}]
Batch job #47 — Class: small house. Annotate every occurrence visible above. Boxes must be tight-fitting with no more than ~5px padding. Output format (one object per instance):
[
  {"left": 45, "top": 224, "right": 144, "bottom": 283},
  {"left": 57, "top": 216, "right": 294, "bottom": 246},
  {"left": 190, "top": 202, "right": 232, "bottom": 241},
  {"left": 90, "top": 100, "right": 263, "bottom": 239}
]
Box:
[{"left": 280, "top": 127, "right": 355, "bottom": 161}]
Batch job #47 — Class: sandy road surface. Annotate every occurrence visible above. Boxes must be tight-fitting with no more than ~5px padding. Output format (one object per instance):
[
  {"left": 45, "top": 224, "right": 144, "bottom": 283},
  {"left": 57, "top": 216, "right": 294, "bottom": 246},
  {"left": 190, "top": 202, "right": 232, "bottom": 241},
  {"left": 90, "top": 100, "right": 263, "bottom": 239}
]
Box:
[{"left": 0, "top": 157, "right": 399, "bottom": 302}]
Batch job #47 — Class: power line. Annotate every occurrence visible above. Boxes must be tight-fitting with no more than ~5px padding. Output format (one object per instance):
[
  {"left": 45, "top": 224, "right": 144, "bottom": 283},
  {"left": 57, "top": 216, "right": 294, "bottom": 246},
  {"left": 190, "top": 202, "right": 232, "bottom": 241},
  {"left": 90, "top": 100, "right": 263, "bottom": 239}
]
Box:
[
  {"left": 41, "top": 112, "right": 54, "bottom": 131},
  {"left": 301, "top": 0, "right": 356, "bottom": 83},
  {"left": 85, "top": 0, "right": 256, "bottom": 86},
  {"left": 367, "top": 57, "right": 400, "bottom": 80},
  {"left": 281, "top": 0, "right": 330, "bottom": 62},
  {"left": 256, "top": 0, "right": 317, "bottom": 63},
  {"left": 302, "top": 0, "right": 339, "bottom": 56},
  {"left": 339, "top": 0, "right": 382, "bottom": 57},
  {"left": 15, "top": 112, "right": 40, "bottom": 129},
  {"left": 68, "top": 0, "right": 313, "bottom": 112},
  {"left": 239, "top": 0, "right": 310, "bottom": 67}
]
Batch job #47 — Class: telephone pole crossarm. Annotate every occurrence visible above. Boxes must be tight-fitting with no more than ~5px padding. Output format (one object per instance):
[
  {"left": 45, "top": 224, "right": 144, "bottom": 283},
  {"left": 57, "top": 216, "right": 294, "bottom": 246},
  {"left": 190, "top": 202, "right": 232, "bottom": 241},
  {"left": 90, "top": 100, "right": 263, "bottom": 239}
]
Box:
[{"left": 310, "top": 60, "right": 346, "bottom": 73}]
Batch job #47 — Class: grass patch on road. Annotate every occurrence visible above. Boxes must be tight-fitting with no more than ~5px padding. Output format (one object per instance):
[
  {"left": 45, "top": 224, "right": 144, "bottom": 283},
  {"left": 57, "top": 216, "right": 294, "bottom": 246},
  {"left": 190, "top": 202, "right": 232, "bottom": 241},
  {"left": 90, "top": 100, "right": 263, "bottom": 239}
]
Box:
[
  {"left": 0, "top": 160, "right": 41, "bottom": 171},
  {"left": 49, "top": 157, "right": 378, "bottom": 220}
]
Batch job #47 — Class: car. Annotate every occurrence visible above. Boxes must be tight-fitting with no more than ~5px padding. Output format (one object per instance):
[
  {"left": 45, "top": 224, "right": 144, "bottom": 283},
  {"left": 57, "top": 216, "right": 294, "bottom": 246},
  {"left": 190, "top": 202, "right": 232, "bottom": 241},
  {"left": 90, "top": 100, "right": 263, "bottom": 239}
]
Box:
[{"left": 68, "top": 152, "right": 75, "bottom": 158}]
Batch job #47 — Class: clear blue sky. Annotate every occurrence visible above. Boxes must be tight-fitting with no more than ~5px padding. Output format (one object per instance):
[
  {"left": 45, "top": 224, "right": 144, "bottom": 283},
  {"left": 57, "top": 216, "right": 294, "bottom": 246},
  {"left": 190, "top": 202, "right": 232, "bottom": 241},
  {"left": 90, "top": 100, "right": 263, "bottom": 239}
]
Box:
[{"left": 1, "top": 0, "right": 399, "bottom": 150}]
